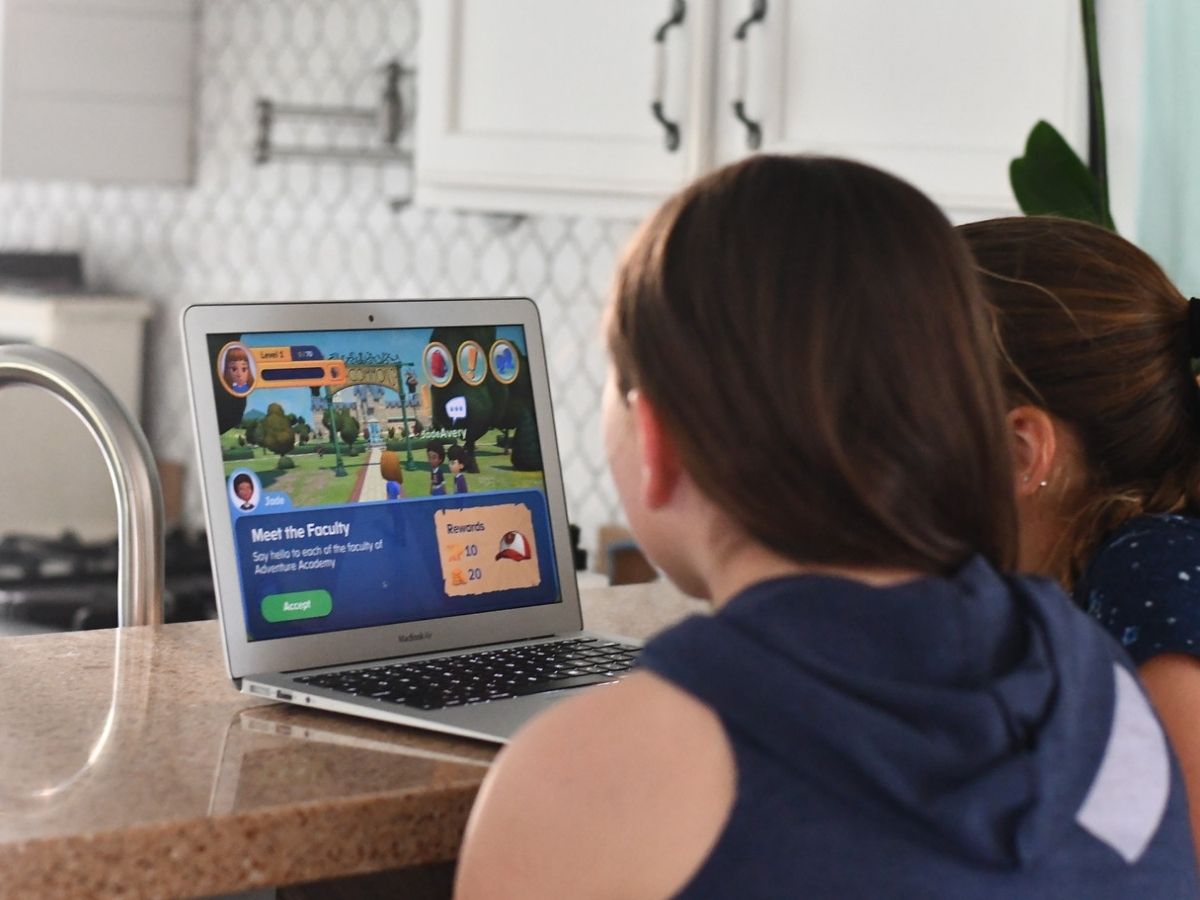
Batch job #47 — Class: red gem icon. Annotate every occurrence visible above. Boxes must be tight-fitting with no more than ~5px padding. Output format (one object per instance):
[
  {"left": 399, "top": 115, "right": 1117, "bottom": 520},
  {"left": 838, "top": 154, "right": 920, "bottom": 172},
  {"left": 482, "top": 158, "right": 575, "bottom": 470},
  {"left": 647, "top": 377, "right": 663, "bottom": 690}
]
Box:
[{"left": 429, "top": 349, "right": 447, "bottom": 379}]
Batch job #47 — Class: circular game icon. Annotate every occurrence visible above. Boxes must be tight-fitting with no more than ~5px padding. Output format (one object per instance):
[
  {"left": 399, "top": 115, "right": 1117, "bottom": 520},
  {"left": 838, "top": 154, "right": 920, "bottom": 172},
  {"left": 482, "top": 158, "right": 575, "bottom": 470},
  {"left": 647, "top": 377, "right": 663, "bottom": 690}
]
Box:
[
  {"left": 457, "top": 340, "right": 487, "bottom": 386},
  {"left": 228, "top": 468, "right": 262, "bottom": 513},
  {"left": 217, "top": 341, "right": 256, "bottom": 397},
  {"left": 423, "top": 342, "right": 453, "bottom": 388},
  {"left": 489, "top": 339, "right": 520, "bottom": 385}
]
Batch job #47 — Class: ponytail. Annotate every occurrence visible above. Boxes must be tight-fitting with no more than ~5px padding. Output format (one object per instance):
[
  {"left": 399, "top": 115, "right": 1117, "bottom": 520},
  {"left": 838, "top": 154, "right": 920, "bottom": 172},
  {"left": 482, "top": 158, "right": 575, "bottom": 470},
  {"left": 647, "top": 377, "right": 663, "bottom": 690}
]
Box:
[{"left": 960, "top": 217, "right": 1200, "bottom": 589}]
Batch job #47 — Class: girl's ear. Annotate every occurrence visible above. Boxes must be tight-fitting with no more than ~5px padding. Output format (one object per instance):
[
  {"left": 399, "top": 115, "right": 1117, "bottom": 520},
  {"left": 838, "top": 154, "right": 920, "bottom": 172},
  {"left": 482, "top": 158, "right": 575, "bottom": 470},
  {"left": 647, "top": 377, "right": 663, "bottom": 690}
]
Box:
[
  {"left": 629, "top": 390, "right": 683, "bottom": 509},
  {"left": 1007, "top": 405, "right": 1058, "bottom": 498}
]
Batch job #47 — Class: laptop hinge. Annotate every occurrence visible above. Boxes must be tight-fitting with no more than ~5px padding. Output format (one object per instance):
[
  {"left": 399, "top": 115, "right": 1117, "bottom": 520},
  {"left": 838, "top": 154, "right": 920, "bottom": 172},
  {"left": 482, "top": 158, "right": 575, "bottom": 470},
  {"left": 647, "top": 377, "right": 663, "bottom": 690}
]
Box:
[{"left": 278, "top": 632, "right": 568, "bottom": 675}]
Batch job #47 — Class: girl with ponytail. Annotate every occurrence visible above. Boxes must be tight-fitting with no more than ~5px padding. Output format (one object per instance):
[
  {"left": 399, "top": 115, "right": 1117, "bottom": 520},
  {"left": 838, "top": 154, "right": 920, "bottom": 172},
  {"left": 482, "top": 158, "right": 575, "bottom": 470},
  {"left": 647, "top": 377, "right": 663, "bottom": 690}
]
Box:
[{"left": 961, "top": 215, "right": 1200, "bottom": 858}]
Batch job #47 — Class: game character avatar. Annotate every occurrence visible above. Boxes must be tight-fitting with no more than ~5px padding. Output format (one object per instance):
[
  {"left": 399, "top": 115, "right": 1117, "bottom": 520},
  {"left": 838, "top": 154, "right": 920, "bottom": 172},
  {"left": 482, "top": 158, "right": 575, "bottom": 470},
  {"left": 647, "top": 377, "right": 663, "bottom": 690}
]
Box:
[
  {"left": 380, "top": 449, "right": 404, "bottom": 500},
  {"left": 222, "top": 346, "right": 254, "bottom": 394},
  {"left": 427, "top": 441, "right": 447, "bottom": 496},
  {"left": 232, "top": 473, "right": 256, "bottom": 510},
  {"left": 448, "top": 444, "right": 469, "bottom": 494}
]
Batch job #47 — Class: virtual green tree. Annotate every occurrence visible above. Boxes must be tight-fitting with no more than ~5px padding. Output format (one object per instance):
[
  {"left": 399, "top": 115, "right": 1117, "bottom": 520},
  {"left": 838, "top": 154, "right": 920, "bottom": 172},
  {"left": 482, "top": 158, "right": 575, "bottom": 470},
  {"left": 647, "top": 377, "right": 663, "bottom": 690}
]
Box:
[{"left": 261, "top": 402, "right": 297, "bottom": 469}]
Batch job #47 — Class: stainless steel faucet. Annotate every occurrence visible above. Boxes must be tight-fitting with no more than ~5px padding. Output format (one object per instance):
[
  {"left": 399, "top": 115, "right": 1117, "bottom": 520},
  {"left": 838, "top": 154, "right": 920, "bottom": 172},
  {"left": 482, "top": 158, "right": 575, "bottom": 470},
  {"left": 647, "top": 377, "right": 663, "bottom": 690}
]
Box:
[{"left": 0, "top": 344, "right": 163, "bottom": 626}]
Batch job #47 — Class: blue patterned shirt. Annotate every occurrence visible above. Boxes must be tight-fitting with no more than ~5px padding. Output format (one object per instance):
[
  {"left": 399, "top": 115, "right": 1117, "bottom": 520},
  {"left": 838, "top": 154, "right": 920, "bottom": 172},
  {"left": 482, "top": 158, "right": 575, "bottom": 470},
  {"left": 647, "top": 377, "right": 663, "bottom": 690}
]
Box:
[{"left": 1074, "top": 513, "right": 1200, "bottom": 665}]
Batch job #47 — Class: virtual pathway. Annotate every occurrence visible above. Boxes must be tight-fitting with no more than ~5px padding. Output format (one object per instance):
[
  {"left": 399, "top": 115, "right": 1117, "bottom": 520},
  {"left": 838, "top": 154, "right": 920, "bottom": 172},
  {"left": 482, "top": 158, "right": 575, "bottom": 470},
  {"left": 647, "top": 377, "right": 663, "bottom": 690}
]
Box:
[{"left": 354, "top": 446, "right": 389, "bottom": 502}]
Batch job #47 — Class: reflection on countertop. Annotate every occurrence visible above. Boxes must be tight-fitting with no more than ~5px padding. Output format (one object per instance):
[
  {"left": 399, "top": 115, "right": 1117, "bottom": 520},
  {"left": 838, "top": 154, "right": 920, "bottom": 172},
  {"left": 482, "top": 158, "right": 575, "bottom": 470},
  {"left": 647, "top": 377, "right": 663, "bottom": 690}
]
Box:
[
  {"left": 212, "top": 705, "right": 494, "bottom": 818},
  {"left": 0, "top": 581, "right": 703, "bottom": 899}
]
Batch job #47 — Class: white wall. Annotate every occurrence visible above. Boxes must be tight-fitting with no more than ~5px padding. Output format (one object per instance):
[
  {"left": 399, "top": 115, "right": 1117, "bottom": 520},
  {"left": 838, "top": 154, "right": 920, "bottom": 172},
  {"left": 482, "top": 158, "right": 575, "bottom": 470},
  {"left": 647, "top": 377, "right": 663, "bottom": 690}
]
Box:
[{"left": 1099, "top": 0, "right": 1145, "bottom": 236}]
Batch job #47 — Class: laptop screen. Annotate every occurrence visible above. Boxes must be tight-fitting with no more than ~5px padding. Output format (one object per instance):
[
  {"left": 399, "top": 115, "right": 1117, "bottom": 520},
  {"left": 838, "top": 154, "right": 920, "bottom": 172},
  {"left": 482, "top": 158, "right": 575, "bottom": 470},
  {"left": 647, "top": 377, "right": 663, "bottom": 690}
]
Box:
[{"left": 205, "top": 324, "right": 560, "bottom": 643}]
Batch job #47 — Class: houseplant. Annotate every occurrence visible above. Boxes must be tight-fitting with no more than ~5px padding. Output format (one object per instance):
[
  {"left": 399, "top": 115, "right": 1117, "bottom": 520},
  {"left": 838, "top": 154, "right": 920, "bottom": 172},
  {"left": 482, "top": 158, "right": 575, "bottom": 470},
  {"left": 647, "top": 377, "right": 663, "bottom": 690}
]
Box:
[{"left": 1009, "top": 0, "right": 1115, "bottom": 230}]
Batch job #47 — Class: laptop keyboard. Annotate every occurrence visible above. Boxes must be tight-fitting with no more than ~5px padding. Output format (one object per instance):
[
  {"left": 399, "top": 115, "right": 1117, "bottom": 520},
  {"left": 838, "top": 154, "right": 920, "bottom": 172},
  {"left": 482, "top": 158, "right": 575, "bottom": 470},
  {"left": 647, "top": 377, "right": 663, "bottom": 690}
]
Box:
[{"left": 294, "top": 638, "right": 641, "bottom": 711}]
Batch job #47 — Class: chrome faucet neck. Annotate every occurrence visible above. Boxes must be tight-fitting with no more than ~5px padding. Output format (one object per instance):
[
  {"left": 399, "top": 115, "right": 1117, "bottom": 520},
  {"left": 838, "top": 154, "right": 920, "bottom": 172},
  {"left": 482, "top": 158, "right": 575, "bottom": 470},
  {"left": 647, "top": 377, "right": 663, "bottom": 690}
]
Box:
[{"left": 0, "top": 345, "right": 163, "bottom": 627}]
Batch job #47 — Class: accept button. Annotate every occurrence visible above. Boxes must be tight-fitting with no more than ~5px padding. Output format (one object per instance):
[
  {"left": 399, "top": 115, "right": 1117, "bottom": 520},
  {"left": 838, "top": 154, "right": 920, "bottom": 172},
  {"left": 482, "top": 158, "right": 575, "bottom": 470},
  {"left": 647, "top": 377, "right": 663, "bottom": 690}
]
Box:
[{"left": 261, "top": 589, "right": 333, "bottom": 623}]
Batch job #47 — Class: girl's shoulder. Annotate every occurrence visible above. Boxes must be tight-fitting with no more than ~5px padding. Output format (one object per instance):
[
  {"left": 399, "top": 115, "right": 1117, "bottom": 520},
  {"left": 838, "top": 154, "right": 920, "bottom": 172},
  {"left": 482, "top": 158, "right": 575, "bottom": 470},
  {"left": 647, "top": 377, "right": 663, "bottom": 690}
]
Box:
[
  {"left": 1105, "top": 512, "right": 1200, "bottom": 540},
  {"left": 1077, "top": 514, "right": 1200, "bottom": 664},
  {"left": 454, "top": 670, "right": 735, "bottom": 900},
  {"left": 1084, "top": 514, "right": 1200, "bottom": 585}
]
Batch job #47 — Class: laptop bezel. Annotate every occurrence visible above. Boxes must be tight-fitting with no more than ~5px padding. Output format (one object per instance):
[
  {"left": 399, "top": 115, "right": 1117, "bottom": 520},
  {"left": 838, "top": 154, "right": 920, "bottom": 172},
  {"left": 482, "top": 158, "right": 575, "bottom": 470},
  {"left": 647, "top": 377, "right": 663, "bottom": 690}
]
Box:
[{"left": 181, "top": 298, "right": 584, "bottom": 681}]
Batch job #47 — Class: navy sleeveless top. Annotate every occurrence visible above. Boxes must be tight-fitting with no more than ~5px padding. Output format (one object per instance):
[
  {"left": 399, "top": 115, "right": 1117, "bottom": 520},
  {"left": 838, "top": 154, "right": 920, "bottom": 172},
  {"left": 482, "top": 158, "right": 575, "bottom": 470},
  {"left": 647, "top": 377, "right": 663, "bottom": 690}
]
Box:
[{"left": 638, "top": 557, "right": 1198, "bottom": 899}]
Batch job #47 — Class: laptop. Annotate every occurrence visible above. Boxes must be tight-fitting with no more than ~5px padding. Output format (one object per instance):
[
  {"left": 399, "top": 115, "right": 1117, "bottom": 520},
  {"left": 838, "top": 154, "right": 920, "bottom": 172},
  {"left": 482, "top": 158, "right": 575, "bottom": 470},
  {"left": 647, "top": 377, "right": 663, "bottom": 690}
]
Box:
[{"left": 181, "top": 298, "right": 639, "bottom": 744}]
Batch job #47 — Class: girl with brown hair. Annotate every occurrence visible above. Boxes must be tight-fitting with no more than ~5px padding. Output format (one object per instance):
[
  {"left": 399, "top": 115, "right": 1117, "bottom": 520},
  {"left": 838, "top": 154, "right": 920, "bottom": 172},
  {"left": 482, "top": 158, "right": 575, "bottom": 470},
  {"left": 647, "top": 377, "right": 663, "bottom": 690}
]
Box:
[
  {"left": 454, "top": 159, "right": 1197, "bottom": 898},
  {"left": 961, "top": 215, "right": 1200, "bottom": 857}
]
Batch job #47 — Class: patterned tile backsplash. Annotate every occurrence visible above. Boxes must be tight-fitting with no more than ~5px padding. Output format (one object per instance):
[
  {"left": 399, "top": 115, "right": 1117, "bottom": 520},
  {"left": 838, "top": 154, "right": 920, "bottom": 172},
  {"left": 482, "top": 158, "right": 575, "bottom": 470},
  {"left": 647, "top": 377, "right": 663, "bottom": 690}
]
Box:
[{"left": 0, "top": 0, "right": 633, "bottom": 553}]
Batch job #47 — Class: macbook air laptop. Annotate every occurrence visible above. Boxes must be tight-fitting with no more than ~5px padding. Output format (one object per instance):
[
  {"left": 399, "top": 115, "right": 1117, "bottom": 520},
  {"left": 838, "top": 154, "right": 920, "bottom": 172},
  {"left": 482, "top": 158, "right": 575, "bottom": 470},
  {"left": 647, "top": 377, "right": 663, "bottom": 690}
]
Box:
[{"left": 181, "top": 298, "right": 639, "bottom": 744}]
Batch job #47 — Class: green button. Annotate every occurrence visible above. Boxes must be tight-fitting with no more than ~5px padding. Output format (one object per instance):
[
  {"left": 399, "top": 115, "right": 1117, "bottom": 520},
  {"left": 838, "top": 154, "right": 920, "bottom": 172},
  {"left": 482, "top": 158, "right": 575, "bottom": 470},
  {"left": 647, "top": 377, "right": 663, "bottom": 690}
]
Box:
[{"left": 261, "top": 589, "right": 332, "bottom": 623}]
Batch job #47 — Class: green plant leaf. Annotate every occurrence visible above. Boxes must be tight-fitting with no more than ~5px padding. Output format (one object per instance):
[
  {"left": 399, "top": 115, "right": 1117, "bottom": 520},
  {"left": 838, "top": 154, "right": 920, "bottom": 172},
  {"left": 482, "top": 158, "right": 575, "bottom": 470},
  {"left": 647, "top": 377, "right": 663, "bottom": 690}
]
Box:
[{"left": 1010, "top": 121, "right": 1115, "bottom": 230}]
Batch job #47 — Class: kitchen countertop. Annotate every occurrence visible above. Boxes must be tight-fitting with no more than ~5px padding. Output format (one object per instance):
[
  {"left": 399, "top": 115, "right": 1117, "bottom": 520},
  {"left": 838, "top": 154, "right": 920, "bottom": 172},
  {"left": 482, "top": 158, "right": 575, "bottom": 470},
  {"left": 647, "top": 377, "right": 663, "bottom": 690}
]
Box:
[{"left": 0, "top": 581, "right": 703, "bottom": 899}]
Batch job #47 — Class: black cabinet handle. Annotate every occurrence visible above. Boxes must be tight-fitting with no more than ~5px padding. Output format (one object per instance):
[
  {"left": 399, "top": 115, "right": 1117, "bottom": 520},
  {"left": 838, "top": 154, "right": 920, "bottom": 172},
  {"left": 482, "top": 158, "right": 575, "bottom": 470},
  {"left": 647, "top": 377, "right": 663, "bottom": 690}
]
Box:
[
  {"left": 732, "top": 0, "right": 767, "bottom": 150},
  {"left": 650, "top": 0, "right": 686, "bottom": 152}
]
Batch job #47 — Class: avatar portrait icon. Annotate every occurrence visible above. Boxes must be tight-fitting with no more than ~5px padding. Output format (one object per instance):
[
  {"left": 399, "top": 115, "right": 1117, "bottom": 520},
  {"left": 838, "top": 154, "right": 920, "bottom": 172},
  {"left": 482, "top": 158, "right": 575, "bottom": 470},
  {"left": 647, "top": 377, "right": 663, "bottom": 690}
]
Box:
[{"left": 218, "top": 342, "right": 256, "bottom": 396}]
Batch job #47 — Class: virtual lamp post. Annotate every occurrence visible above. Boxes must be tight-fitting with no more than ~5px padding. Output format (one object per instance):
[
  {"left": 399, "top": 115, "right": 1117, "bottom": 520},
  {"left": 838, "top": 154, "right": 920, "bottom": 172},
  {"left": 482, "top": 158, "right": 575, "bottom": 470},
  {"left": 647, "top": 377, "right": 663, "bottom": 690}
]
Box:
[{"left": 318, "top": 386, "right": 349, "bottom": 478}]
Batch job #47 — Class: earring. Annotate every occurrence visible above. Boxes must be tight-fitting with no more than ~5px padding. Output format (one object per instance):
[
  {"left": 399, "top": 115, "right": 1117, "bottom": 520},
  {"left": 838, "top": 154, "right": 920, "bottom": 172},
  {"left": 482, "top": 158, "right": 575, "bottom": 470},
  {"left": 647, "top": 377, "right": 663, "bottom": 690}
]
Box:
[
  {"left": 1038, "top": 480, "right": 1049, "bottom": 489},
  {"left": 1022, "top": 475, "right": 1031, "bottom": 484}
]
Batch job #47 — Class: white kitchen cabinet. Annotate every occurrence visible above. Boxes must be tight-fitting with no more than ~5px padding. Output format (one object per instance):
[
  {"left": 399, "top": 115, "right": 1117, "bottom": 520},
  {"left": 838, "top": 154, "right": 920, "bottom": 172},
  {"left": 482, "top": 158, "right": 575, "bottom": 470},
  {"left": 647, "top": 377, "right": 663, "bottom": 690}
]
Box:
[
  {"left": 0, "top": 0, "right": 195, "bottom": 184},
  {"left": 711, "top": 0, "right": 1086, "bottom": 220},
  {"left": 416, "top": 0, "right": 1086, "bottom": 220},
  {"left": 416, "top": 0, "right": 718, "bottom": 218}
]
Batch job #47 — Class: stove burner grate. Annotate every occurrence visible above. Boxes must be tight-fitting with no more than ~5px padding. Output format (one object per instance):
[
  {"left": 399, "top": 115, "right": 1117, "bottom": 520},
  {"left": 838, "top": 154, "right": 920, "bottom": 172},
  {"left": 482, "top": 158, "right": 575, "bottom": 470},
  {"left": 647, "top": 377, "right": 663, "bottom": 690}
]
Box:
[{"left": 0, "top": 529, "right": 217, "bottom": 631}]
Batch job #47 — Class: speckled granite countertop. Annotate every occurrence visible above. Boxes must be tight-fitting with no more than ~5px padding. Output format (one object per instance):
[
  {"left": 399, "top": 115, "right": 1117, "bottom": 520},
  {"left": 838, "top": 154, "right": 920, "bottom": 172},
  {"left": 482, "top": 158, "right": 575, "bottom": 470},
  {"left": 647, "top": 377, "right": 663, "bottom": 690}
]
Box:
[{"left": 0, "top": 581, "right": 702, "bottom": 899}]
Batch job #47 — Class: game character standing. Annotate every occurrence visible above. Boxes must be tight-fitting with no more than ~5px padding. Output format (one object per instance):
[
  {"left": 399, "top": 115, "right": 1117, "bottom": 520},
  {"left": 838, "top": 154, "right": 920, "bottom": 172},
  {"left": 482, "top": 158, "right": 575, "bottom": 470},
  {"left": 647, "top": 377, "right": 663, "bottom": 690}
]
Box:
[
  {"left": 448, "top": 444, "right": 469, "bottom": 494},
  {"left": 380, "top": 450, "right": 404, "bottom": 500},
  {"left": 427, "top": 441, "right": 447, "bottom": 496}
]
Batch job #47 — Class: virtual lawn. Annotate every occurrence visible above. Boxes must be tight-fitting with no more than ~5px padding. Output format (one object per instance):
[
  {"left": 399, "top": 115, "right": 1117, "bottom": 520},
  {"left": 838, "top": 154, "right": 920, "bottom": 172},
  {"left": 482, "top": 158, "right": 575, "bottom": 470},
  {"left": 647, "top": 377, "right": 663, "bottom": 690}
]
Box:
[
  {"left": 223, "top": 452, "right": 366, "bottom": 507},
  {"left": 222, "top": 434, "right": 543, "bottom": 507}
]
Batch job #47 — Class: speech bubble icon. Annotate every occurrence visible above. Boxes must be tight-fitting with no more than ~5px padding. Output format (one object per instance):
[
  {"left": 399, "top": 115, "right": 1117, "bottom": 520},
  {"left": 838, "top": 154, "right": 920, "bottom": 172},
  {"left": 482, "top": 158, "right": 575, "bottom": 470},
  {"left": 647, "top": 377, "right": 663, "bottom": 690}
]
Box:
[{"left": 445, "top": 396, "right": 467, "bottom": 423}]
